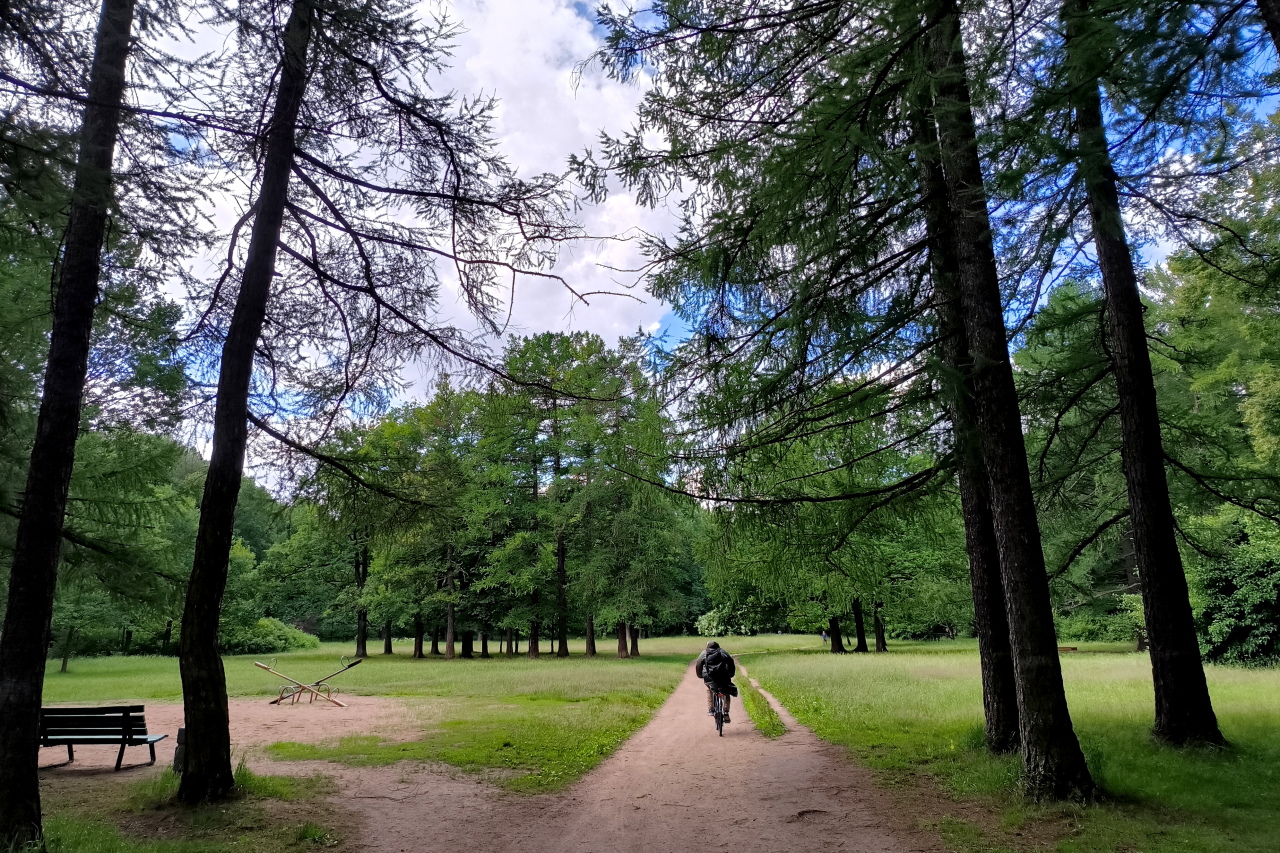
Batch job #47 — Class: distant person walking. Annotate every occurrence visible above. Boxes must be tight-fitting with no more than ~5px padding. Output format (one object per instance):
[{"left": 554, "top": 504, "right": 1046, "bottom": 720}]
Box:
[{"left": 695, "top": 641, "right": 736, "bottom": 722}]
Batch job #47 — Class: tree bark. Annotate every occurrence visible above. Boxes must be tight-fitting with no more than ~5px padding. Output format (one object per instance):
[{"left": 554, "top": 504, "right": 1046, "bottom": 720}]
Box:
[
  {"left": 616, "top": 622, "right": 630, "bottom": 659},
  {"left": 480, "top": 626, "right": 490, "bottom": 658},
  {"left": 355, "top": 609, "right": 368, "bottom": 659},
  {"left": 928, "top": 0, "right": 1094, "bottom": 799},
  {"left": 460, "top": 629, "right": 473, "bottom": 659},
  {"left": 873, "top": 603, "right": 888, "bottom": 653},
  {"left": 413, "top": 615, "right": 425, "bottom": 659},
  {"left": 555, "top": 530, "right": 569, "bottom": 657},
  {"left": 914, "top": 100, "right": 1021, "bottom": 754},
  {"left": 430, "top": 624, "right": 441, "bottom": 656},
  {"left": 851, "top": 599, "right": 870, "bottom": 652},
  {"left": 585, "top": 614, "right": 597, "bottom": 656},
  {"left": 177, "top": 0, "right": 313, "bottom": 805},
  {"left": 629, "top": 623, "right": 640, "bottom": 657},
  {"left": 828, "top": 617, "right": 847, "bottom": 654},
  {"left": 528, "top": 621, "right": 541, "bottom": 658},
  {"left": 445, "top": 601, "right": 456, "bottom": 659},
  {"left": 381, "top": 620, "right": 393, "bottom": 655},
  {"left": 0, "top": 0, "right": 137, "bottom": 841},
  {"left": 60, "top": 628, "right": 75, "bottom": 674},
  {"left": 1064, "top": 0, "right": 1223, "bottom": 746},
  {"left": 504, "top": 627, "right": 513, "bottom": 656}
]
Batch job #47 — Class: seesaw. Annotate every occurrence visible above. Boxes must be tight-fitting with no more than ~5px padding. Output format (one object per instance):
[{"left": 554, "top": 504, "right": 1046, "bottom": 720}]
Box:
[{"left": 254, "top": 657, "right": 362, "bottom": 707}]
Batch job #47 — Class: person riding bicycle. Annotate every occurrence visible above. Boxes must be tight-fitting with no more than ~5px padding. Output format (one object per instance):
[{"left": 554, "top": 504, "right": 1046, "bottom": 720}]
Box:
[{"left": 695, "top": 641, "right": 736, "bottom": 723}]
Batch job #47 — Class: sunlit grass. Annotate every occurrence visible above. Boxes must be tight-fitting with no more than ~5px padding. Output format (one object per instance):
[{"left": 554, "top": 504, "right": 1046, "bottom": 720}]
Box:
[{"left": 746, "top": 641, "right": 1280, "bottom": 852}]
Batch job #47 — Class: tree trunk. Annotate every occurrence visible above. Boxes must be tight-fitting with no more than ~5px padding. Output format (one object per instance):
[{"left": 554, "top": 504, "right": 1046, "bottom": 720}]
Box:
[
  {"left": 1064, "top": 0, "right": 1222, "bottom": 746},
  {"left": 413, "top": 615, "right": 425, "bottom": 659},
  {"left": 528, "top": 621, "right": 541, "bottom": 658},
  {"left": 585, "top": 615, "right": 597, "bottom": 656},
  {"left": 914, "top": 100, "right": 1021, "bottom": 754},
  {"left": 504, "top": 627, "right": 513, "bottom": 656},
  {"left": 430, "top": 624, "right": 441, "bottom": 656},
  {"left": 355, "top": 610, "right": 369, "bottom": 658},
  {"left": 555, "top": 531, "right": 569, "bottom": 657},
  {"left": 162, "top": 620, "right": 173, "bottom": 656},
  {"left": 0, "top": 0, "right": 137, "bottom": 841},
  {"left": 1257, "top": 0, "right": 1280, "bottom": 56},
  {"left": 382, "top": 620, "right": 393, "bottom": 655},
  {"left": 60, "top": 628, "right": 75, "bottom": 674},
  {"left": 873, "top": 602, "right": 888, "bottom": 653},
  {"left": 460, "top": 629, "right": 473, "bottom": 659},
  {"left": 616, "top": 622, "right": 630, "bottom": 659},
  {"left": 445, "top": 602, "right": 456, "bottom": 659},
  {"left": 828, "top": 617, "right": 847, "bottom": 654},
  {"left": 177, "top": 0, "right": 313, "bottom": 806},
  {"left": 851, "top": 599, "right": 870, "bottom": 652},
  {"left": 629, "top": 624, "right": 640, "bottom": 657},
  {"left": 480, "top": 627, "right": 490, "bottom": 659},
  {"left": 928, "top": 0, "right": 1094, "bottom": 799},
  {"left": 513, "top": 630, "right": 520, "bottom": 656}
]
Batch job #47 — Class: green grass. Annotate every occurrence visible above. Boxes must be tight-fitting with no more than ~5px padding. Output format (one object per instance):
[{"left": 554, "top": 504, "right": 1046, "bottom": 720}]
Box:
[
  {"left": 736, "top": 671, "right": 786, "bottom": 738},
  {"left": 745, "top": 640, "right": 1280, "bottom": 853}
]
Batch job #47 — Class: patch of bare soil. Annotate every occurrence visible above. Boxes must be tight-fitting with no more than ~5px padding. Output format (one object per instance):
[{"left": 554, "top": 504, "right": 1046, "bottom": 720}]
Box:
[
  {"left": 38, "top": 695, "right": 415, "bottom": 774},
  {"left": 308, "top": 664, "right": 950, "bottom": 853}
]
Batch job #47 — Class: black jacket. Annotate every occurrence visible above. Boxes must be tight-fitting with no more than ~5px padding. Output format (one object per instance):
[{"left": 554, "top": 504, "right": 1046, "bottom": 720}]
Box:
[{"left": 695, "top": 648, "right": 736, "bottom": 685}]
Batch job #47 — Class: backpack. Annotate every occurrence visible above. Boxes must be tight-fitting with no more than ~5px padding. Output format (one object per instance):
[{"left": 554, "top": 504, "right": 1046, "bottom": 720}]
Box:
[{"left": 702, "top": 649, "right": 732, "bottom": 682}]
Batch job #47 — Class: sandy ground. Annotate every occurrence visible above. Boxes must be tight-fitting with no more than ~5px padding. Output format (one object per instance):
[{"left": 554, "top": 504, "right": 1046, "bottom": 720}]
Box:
[
  {"left": 312, "top": 663, "right": 946, "bottom": 853},
  {"left": 37, "top": 695, "right": 414, "bottom": 774}
]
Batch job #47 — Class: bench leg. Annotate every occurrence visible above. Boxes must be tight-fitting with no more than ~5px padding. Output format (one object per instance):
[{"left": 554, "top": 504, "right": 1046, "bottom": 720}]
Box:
[
  {"left": 116, "top": 743, "right": 126, "bottom": 772},
  {"left": 149, "top": 743, "right": 156, "bottom": 765},
  {"left": 67, "top": 744, "right": 74, "bottom": 763}
]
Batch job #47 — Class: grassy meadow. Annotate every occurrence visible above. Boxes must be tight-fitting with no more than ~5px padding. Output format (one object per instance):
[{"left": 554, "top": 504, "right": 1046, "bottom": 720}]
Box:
[
  {"left": 40, "top": 634, "right": 1280, "bottom": 852},
  {"left": 743, "top": 641, "right": 1280, "bottom": 853}
]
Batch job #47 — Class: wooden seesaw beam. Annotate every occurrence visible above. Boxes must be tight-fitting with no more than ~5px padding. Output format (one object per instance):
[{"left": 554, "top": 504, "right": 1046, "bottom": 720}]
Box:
[{"left": 253, "top": 660, "right": 349, "bottom": 707}]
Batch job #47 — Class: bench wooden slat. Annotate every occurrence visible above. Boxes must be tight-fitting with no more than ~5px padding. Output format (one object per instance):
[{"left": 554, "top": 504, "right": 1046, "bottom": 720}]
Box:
[
  {"left": 38, "top": 705, "right": 167, "bottom": 771},
  {"left": 41, "top": 705, "right": 145, "bottom": 715}
]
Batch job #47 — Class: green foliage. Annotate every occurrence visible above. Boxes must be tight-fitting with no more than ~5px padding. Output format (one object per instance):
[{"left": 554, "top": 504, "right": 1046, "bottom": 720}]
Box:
[{"left": 217, "top": 618, "right": 320, "bottom": 657}]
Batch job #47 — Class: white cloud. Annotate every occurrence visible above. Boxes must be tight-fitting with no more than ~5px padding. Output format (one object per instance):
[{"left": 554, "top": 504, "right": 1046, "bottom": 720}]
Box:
[{"left": 427, "top": 0, "right": 679, "bottom": 347}]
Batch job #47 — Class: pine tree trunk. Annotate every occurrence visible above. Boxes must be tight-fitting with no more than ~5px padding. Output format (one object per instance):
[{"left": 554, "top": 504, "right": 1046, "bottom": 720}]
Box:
[
  {"left": 178, "top": 1, "right": 313, "bottom": 806},
  {"left": 460, "top": 629, "right": 473, "bottom": 659},
  {"left": 585, "top": 615, "right": 597, "bottom": 656},
  {"left": 430, "top": 624, "right": 441, "bottom": 656},
  {"left": 445, "top": 602, "right": 455, "bottom": 659},
  {"left": 927, "top": 0, "right": 1094, "bottom": 799},
  {"left": 914, "top": 100, "right": 1021, "bottom": 754},
  {"left": 629, "top": 624, "right": 640, "bottom": 657},
  {"left": 873, "top": 603, "right": 888, "bottom": 653},
  {"left": 616, "top": 622, "right": 630, "bottom": 659},
  {"left": 355, "top": 610, "right": 368, "bottom": 658},
  {"left": 413, "top": 615, "right": 425, "bottom": 659},
  {"left": 851, "top": 599, "right": 870, "bottom": 652},
  {"left": 1064, "top": 0, "right": 1222, "bottom": 746},
  {"left": 828, "top": 617, "right": 847, "bottom": 654},
  {"left": 555, "top": 531, "right": 569, "bottom": 657},
  {"left": 1256, "top": 0, "right": 1280, "bottom": 55},
  {"left": 528, "top": 621, "right": 540, "bottom": 658},
  {"left": 0, "top": 0, "right": 137, "bottom": 841}
]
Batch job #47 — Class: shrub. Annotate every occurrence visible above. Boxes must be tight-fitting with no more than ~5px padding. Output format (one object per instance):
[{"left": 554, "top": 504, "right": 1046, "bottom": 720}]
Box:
[{"left": 219, "top": 617, "right": 320, "bottom": 655}]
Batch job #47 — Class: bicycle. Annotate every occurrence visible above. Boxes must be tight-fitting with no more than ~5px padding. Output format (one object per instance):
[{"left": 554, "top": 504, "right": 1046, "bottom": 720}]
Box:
[{"left": 711, "top": 687, "right": 730, "bottom": 736}]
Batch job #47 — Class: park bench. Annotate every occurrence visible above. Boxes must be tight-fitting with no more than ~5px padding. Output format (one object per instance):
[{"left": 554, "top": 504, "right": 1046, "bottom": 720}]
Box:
[{"left": 39, "top": 705, "right": 168, "bottom": 771}]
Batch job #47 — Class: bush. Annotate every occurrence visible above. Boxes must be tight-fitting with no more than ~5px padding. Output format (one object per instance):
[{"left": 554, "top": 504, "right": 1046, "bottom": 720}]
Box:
[
  {"left": 1055, "top": 601, "right": 1141, "bottom": 643},
  {"left": 220, "top": 617, "right": 320, "bottom": 655},
  {"left": 1198, "top": 545, "right": 1280, "bottom": 665}
]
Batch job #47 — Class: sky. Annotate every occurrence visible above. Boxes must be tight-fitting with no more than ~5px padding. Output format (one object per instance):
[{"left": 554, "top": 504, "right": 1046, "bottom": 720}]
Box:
[{"left": 408, "top": 0, "right": 681, "bottom": 369}]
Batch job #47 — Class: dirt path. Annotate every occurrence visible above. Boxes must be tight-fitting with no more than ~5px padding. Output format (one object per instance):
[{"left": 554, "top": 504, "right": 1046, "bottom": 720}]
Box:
[{"left": 321, "top": 663, "right": 945, "bottom": 853}]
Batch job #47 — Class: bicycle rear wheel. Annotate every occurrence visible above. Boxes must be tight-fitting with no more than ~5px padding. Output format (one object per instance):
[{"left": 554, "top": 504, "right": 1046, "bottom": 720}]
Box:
[{"left": 714, "top": 695, "right": 724, "bottom": 736}]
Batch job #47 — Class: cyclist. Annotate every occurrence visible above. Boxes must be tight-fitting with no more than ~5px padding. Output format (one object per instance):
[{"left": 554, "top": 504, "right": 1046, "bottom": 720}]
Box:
[{"left": 694, "top": 641, "right": 736, "bottom": 723}]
